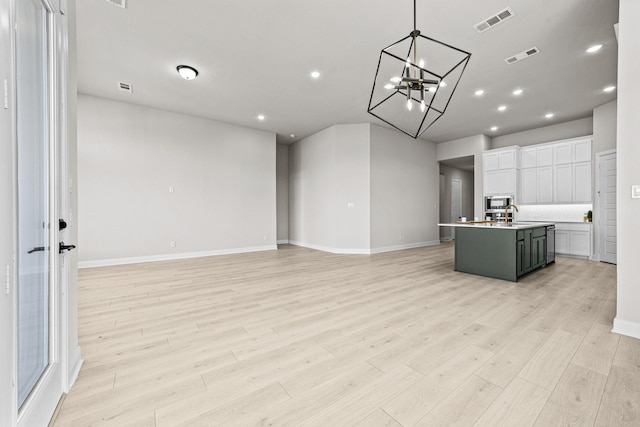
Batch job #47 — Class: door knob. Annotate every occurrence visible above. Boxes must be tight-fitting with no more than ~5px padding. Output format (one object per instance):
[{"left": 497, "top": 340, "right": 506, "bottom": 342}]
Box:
[{"left": 59, "top": 242, "right": 76, "bottom": 254}]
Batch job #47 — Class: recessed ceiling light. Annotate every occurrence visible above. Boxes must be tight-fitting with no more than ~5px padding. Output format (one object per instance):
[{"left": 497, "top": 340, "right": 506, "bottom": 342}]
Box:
[
  {"left": 310, "top": 71, "right": 320, "bottom": 79},
  {"left": 475, "top": 89, "right": 484, "bottom": 96},
  {"left": 498, "top": 105, "right": 507, "bottom": 112},
  {"left": 513, "top": 89, "right": 523, "bottom": 95},
  {"left": 545, "top": 113, "right": 554, "bottom": 119},
  {"left": 586, "top": 44, "right": 603, "bottom": 53},
  {"left": 490, "top": 126, "right": 498, "bottom": 131},
  {"left": 176, "top": 65, "right": 198, "bottom": 80},
  {"left": 603, "top": 85, "right": 616, "bottom": 92},
  {"left": 290, "top": 134, "right": 295, "bottom": 138},
  {"left": 257, "top": 115, "right": 265, "bottom": 121}
]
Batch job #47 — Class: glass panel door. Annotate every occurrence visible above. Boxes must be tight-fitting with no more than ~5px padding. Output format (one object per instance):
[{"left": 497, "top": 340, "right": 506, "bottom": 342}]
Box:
[{"left": 16, "top": 0, "right": 50, "bottom": 409}]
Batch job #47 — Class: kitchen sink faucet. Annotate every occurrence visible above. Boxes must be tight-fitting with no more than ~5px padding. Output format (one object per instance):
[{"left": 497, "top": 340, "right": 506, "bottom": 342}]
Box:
[{"left": 505, "top": 204, "right": 519, "bottom": 224}]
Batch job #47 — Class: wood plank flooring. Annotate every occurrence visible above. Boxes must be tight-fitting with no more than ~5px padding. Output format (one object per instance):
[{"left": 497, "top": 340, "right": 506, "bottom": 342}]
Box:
[{"left": 50, "top": 242, "right": 638, "bottom": 426}]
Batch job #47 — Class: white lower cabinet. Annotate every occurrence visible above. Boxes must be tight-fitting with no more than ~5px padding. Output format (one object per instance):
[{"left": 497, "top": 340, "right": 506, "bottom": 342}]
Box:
[{"left": 554, "top": 223, "right": 591, "bottom": 258}]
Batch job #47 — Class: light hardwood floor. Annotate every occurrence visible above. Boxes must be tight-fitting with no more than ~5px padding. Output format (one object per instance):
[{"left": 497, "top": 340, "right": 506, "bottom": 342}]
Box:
[{"left": 51, "top": 243, "right": 640, "bottom": 427}]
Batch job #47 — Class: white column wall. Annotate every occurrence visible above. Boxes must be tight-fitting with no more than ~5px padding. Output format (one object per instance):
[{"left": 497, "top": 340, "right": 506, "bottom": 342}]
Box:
[
  {"left": 613, "top": 0, "right": 640, "bottom": 340},
  {"left": 437, "top": 134, "right": 491, "bottom": 219},
  {"left": 370, "top": 125, "right": 439, "bottom": 252}
]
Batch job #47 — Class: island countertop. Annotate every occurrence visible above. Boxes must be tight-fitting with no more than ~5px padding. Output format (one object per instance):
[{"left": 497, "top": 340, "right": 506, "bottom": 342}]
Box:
[{"left": 438, "top": 221, "right": 555, "bottom": 230}]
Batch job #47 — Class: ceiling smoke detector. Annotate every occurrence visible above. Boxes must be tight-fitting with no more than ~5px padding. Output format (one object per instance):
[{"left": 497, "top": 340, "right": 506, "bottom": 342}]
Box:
[
  {"left": 105, "top": 0, "right": 126, "bottom": 8},
  {"left": 505, "top": 47, "right": 540, "bottom": 64},
  {"left": 473, "top": 8, "right": 515, "bottom": 33}
]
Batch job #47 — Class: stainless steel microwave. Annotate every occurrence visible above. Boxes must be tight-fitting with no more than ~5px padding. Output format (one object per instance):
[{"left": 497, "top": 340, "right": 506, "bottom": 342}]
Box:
[{"left": 485, "top": 195, "right": 514, "bottom": 211}]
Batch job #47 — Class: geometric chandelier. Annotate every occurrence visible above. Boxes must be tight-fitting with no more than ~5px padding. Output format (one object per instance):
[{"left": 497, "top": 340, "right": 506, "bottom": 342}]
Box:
[{"left": 368, "top": 0, "right": 471, "bottom": 139}]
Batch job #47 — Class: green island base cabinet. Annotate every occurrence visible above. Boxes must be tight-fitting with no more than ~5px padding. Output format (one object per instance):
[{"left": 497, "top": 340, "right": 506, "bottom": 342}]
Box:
[{"left": 441, "top": 223, "right": 554, "bottom": 282}]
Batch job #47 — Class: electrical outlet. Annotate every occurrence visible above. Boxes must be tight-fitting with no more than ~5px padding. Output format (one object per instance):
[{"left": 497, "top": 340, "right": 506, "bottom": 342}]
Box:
[
  {"left": 169, "top": 186, "right": 174, "bottom": 193},
  {"left": 170, "top": 241, "right": 176, "bottom": 248}
]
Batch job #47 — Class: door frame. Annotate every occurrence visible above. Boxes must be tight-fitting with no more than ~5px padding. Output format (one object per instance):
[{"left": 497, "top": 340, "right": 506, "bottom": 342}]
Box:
[
  {"left": 12, "top": 0, "right": 72, "bottom": 425},
  {"left": 595, "top": 149, "right": 617, "bottom": 264}
]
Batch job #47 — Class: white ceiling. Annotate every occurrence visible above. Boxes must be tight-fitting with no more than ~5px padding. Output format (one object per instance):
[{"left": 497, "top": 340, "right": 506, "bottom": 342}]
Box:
[{"left": 76, "top": 0, "right": 619, "bottom": 144}]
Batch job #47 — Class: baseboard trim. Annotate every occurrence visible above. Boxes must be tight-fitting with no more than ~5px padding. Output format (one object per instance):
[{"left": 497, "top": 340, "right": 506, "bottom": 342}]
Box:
[
  {"left": 370, "top": 240, "right": 440, "bottom": 254},
  {"left": 288, "top": 240, "right": 371, "bottom": 254},
  {"left": 277, "top": 239, "right": 290, "bottom": 244},
  {"left": 78, "top": 245, "right": 278, "bottom": 268},
  {"left": 612, "top": 317, "right": 640, "bottom": 340},
  {"left": 288, "top": 240, "right": 440, "bottom": 255},
  {"left": 67, "top": 347, "right": 83, "bottom": 391}
]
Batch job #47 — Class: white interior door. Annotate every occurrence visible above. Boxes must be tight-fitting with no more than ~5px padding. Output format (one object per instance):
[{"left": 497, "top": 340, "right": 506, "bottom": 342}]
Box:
[
  {"left": 16, "top": 0, "right": 64, "bottom": 425},
  {"left": 451, "top": 179, "right": 462, "bottom": 239},
  {"left": 597, "top": 151, "right": 617, "bottom": 264}
]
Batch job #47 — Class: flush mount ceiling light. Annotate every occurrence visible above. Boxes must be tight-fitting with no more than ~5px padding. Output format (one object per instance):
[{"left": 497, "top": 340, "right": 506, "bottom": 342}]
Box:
[
  {"left": 367, "top": 0, "right": 471, "bottom": 139},
  {"left": 545, "top": 113, "right": 554, "bottom": 119},
  {"left": 498, "top": 105, "right": 507, "bottom": 112},
  {"left": 490, "top": 126, "right": 498, "bottom": 131},
  {"left": 176, "top": 65, "right": 198, "bottom": 80},
  {"left": 603, "top": 85, "right": 616, "bottom": 92},
  {"left": 475, "top": 89, "right": 485, "bottom": 96},
  {"left": 513, "top": 89, "right": 523, "bottom": 95},
  {"left": 310, "top": 71, "right": 320, "bottom": 79}
]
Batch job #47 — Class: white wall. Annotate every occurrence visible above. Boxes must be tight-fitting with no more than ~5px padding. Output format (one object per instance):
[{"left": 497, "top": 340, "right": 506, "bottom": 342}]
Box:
[
  {"left": 288, "top": 124, "right": 371, "bottom": 253},
  {"left": 0, "top": 0, "right": 16, "bottom": 423},
  {"left": 276, "top": 144, "right": 289, "bottom": 243},
  {"left": 288, "top": 126, "right": 339, "bottom": 250},
  {"left": 436, "top": 134, "right": 490, "bottom": 219},
  {"left": 439, "top": 164, "right": 474, "bottom": 240},
  {"left": 490, "top": 117, "right": 594, "bottom": 149},
  {"left": 613, "top": 0, "right": 640, "bottom": 340},
  {"left": 77, "top": 95, "right": 277, "bottom": 266},
  {"left": 370, "top": 125, "right": 439, "bottom": 252},
  {"left": 334, "top": 125, "right": 371, "bottom": 251},
  {"left": 593, "top": 100, "right": 617, "bottom": 154}
]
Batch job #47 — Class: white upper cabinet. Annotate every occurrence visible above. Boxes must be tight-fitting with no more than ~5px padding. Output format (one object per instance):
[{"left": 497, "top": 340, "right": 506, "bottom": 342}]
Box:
[
  {"left": 573, "top": 139, "right": 592, "bottom": 163},
  {"left": 483, "top": 147, "right": 519, "bottom": 196},
  {"left": 521, "top": 147, "right": 537, "bottom": 169},
  {"left": 537, "top": 146, "right": 553, "bottom": 166},
  {"left": 484, "top": 152, "right": 500, "bottom": 171},
  {"left": 513, "top": 138, "right": 592, "bottom": 204},
  {"left": 537, "top": 166, "right": 553, "bottom": 203},
  {"left": 573, "top": 162, "right": 592, "bottom": 203},
  {"left": 553, "top": 142, "right": 573, "bottom": 165}
]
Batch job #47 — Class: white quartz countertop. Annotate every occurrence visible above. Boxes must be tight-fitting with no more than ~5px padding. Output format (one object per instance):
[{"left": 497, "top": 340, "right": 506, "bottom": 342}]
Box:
[{"left": 438, "top": 222, "right": 555, "bottom": 230}]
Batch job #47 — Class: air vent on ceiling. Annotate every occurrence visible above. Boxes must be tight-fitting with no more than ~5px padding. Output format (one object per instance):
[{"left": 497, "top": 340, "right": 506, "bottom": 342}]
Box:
[
  {"left": 118, "top": 82, "right": 132, "bottom": 93},
  {"left": 105, "top": 0, "right": 126, "bottom": 8},
  {"left": 473, "top": 7, "right": 515, "bottom": 33},
  {"left": 505, "top": 47, "right": 540, "bottom": 64}
]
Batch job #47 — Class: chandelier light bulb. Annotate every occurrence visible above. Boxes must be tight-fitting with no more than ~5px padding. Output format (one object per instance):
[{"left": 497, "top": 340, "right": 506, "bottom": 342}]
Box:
[
  {"left": 407, "top": 99, "right": 413, "bottom": 111},
  {"left": 418, "top": 59, "right": 425, "bottom": 68},
  {"left": 384, "top": 84, "right": 394, "bottom": 90},
  {"left": 420, "top": 100, "right": 426, "bottom": 112}
]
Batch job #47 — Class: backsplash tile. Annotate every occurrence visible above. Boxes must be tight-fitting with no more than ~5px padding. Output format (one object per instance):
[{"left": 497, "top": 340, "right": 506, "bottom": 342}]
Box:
[{"left": 517, "top": 204, "right": 593, "bottom": 222}]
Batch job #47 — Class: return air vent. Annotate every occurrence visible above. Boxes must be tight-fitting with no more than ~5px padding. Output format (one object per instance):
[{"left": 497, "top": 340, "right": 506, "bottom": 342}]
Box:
[
  {"left": 473, "top": 7, "right": 515, "bottom": 33},
  {"left": 118, "top": 82, "right": 132, "bottom": 93},
  {"left": 105, "top": 0, "right": 126, "bottom": 8},
  {"left": 505, "top": 47, "right": 540, "bottom": 64}
]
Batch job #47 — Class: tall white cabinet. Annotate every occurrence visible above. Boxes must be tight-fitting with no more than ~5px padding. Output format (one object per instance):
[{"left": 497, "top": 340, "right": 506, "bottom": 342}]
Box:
[
  {"left": 483, "top": 147, "right": 519, "bottom": 196},
  {"left": 518, "top": 138, "right": 592, "bottom": 205}
]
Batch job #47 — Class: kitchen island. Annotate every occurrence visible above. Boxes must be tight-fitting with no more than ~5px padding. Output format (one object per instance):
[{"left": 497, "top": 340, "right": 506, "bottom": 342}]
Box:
[{"left": 439, "top": 222, "right": 555, "bottom": 282}]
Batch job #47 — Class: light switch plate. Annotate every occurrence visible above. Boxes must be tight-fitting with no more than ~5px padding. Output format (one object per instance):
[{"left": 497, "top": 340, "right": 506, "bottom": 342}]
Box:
[{"left": 632, "top": 185, "right": 640, "bottom": 199}]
